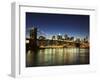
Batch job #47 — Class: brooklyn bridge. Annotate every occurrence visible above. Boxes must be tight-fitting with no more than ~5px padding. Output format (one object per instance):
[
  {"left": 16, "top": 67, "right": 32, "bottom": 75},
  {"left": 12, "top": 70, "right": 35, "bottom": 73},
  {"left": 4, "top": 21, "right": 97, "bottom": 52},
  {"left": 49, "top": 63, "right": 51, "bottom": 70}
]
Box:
[{"left": 26, "top": 27, "right": 89, "bottom": 52}]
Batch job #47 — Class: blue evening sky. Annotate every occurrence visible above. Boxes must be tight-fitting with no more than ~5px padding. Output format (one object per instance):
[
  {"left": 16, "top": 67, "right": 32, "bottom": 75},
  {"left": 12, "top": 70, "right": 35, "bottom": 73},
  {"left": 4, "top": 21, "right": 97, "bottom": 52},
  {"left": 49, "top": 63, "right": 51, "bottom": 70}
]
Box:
[{"left": 26, "top": 12, "right": 89, "bottom": 39}]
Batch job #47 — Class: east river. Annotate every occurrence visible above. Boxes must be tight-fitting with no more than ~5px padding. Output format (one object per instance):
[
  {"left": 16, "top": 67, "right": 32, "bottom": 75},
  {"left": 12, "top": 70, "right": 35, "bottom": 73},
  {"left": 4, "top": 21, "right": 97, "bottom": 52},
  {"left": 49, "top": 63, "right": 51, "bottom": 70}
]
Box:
[{"left": 26, "top": 48, "right": 89, "bottom": 67}]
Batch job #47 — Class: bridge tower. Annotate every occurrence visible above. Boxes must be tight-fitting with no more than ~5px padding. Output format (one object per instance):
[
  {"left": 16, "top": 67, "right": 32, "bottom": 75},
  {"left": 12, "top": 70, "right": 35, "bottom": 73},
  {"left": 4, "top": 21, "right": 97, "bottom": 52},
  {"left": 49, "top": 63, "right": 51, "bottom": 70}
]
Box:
[{"left": 29, "top": 27, "right": 38, "bottom": 51}]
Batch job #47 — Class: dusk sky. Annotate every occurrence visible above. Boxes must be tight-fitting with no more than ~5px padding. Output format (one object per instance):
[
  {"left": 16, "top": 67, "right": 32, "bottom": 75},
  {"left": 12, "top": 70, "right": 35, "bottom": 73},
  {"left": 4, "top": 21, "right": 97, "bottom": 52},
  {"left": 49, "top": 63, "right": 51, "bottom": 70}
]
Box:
[{"left": 26, "top": 12, "right": 89, "bottom": 39}]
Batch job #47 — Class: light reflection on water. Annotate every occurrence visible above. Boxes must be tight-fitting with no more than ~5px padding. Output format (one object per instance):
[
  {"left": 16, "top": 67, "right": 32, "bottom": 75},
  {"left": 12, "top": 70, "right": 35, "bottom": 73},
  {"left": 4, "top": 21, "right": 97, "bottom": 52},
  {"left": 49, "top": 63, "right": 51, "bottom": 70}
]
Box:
[{"left": 26, "top": 48, "right": 89, "bottom": 67}]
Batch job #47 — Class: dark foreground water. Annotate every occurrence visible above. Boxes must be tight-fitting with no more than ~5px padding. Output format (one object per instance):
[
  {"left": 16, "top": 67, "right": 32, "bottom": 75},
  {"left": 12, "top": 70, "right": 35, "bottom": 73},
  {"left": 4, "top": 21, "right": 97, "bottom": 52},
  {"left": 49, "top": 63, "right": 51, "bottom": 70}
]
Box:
[{"left": 26, "top": 48, "right": 89, "bottom": 67}]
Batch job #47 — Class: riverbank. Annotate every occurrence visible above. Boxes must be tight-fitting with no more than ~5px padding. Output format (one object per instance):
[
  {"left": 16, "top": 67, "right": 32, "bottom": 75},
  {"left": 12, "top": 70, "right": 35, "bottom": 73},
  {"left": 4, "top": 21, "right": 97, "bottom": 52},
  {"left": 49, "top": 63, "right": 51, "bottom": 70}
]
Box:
[{"left": 39, "top": 45, "right": 89, "bottom": 49}]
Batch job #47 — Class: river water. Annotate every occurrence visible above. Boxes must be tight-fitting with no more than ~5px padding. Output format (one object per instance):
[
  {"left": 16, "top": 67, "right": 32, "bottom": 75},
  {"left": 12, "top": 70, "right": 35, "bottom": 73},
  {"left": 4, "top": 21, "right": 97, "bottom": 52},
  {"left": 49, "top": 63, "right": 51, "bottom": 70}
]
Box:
[{"left": 26, "top": 48, "right": 89, "bottom": 67}]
